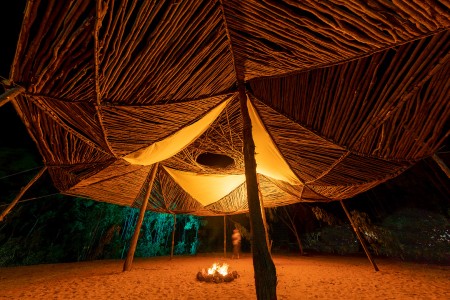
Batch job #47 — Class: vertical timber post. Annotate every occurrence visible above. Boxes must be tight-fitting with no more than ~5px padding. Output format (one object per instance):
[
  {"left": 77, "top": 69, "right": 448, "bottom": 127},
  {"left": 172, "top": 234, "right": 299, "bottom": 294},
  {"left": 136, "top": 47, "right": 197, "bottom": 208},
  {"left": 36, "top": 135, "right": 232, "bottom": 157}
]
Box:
[
  {"left": 224, "top": 215, "right": 227, "bottom": 258},
  {"left": 238, "top": 85, "right": 277, "bottom": 300},
  {"left": 123, "top": 163, "right": 158, "bottom": 272},
  {"left": 340, "top": 200, "right": 379, "bottom": 272},
  {"left": 170, "top": 214, "right": 176, "bottom": 260},
  {"left": 257, "top": 174, "right": 271, "bottom": 254},
  {"left": 0, "top": 167, "right": 47, "bottom": 222}
]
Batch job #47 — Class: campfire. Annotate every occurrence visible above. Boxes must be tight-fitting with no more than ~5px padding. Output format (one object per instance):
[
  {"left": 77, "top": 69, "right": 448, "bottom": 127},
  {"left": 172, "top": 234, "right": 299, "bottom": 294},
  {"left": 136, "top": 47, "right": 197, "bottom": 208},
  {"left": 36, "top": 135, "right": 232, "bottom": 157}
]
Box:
[{"left": 197, "top": 263, "right": 239, "bottom": 283}]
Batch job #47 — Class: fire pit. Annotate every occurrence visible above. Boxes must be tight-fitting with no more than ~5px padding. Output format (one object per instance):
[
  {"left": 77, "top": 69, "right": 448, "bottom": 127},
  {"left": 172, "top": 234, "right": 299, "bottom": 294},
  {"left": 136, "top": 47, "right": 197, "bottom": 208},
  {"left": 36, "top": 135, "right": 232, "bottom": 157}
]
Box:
[{"left": 197, "top": 263, "right": 239, "bottom": 283}]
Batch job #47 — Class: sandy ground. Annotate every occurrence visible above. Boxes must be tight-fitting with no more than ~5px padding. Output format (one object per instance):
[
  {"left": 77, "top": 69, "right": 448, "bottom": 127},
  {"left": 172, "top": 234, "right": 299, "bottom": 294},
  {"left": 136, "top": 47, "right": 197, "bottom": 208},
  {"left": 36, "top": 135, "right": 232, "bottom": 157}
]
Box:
[{"left": 0, "top": 253, "right": 449, "bottom": 299}]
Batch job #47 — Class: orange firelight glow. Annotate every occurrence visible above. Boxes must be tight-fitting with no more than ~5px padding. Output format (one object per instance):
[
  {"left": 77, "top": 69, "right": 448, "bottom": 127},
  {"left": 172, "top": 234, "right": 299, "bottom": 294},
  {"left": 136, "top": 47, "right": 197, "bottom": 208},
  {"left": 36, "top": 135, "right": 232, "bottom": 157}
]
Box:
[{"left": 207, "top": 263, "right": 229, "bottom": 276}]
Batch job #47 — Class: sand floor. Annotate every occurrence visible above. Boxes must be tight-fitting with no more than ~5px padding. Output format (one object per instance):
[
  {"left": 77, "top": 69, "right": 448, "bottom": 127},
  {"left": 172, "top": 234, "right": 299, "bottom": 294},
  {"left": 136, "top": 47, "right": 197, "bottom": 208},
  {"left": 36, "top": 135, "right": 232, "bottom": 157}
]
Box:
[{"left": 0, "top": 253, "right": 449, "bottom": 299}]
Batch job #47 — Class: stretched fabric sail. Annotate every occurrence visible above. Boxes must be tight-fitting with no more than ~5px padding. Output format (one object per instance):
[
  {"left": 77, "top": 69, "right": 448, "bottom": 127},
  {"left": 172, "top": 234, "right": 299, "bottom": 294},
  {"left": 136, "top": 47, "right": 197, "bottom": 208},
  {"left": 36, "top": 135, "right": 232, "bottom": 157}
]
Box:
[
  {"left": 248, "top": 97, "right": 302, "bottom": 185},
  {"left": 163, "top": 166, "right": 246, "bottom": 206},
  {"left": 124, "top": 99, "right": 231, "bottom": 165}
]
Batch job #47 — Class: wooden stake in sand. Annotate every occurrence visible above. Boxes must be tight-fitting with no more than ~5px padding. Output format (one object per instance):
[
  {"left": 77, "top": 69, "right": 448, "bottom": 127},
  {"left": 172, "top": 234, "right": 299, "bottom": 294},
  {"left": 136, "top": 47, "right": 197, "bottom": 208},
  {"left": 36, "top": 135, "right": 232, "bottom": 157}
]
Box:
[
  {"left": 0, "top": 167, "right": 47, "bottom": 222},
  {"left": 340, "top": 200, "right": 379, "bottom": 272},
  {"left": 223, "top": 215, "right": 227, "bottom": 258},
  {"left": 171, "top": 214, "right": 176, "bottom": 260},
  {"left": 123, "top": 163, "right": 158, "bottom": 272},
  {"left": 0, "top": 86, "right": 25, "bottom": 108}
]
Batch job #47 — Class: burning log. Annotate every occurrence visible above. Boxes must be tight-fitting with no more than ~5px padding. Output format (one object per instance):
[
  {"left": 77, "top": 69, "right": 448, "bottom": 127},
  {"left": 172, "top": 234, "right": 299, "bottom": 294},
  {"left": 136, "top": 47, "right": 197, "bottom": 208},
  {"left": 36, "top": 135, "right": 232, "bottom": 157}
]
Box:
[{"left": 197, "top": 263, "right": 239, "bottom": 283}]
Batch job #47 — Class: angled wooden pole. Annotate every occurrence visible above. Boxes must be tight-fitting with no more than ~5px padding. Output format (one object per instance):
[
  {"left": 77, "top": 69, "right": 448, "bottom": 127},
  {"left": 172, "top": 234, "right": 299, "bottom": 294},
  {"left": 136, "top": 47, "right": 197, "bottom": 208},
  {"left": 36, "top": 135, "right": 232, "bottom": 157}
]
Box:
[
  {"left": 170, "top": 214, "right": 176, "bottom": 260},
  {"left": 238, "top": 85, "right": 277, "bottom": 299},
  {"left": 340, "top": 200, "right": 379, "bottom": 272},
  {"left": 0, "top": 167, "right": 47, "bottom": 222},
  {"left": 224, "top": 215, "right": 227, "bottom": 258},
  {"left": 432, "top": 154, "right": 450, "bottom": 178},
  {"left": 0, "top": 86, "right": 25, "bottom": 108},
  {"left": 123, "top": 163, "right": 158, "bottom": 272}
]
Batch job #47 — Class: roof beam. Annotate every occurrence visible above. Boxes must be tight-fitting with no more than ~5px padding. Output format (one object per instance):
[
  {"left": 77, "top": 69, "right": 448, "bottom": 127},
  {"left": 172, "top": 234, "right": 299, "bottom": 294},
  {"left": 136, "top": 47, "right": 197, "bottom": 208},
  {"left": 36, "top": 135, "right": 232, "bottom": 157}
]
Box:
[{"left": 0, "top": 86, "right": 25, "bottom": 108}]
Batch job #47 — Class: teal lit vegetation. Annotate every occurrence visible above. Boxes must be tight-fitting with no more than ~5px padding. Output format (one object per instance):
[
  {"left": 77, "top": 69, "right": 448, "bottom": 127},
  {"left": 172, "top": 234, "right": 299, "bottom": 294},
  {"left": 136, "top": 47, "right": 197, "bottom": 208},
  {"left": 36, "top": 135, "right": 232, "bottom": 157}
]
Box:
[{"left": 0, "top": 197, "right": 204, "bottom": 267}]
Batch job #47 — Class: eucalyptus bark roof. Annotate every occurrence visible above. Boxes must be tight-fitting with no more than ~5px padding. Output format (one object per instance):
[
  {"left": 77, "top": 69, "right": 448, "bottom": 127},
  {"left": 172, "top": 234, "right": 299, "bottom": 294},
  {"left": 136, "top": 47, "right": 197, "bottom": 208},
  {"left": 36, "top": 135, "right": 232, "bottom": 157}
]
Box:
[{"left": 9, "top": 0, "right": 450, "bottom": 215}]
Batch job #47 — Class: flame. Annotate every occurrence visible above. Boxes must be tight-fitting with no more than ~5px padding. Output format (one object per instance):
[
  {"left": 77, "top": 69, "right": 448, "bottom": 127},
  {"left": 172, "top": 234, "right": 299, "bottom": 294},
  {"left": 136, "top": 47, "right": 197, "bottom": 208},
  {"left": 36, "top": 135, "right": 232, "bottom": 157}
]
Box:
[{"left": 207, "top": 263, "right": 229, "bottom": 276}]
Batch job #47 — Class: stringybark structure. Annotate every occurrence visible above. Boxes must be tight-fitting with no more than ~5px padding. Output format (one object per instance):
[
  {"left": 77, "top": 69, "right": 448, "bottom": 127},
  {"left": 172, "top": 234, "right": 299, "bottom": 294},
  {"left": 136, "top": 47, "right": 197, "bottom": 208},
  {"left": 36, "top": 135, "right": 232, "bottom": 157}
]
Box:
[{"left": 5, "top": 0, "right": 449, "bottom": 216}]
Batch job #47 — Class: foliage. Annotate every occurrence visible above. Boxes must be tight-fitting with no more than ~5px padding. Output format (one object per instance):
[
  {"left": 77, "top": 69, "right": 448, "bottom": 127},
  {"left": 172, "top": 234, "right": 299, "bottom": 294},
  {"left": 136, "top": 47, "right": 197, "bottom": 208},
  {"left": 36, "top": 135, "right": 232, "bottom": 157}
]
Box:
[
  {"left": 346, "top": 209, "right": 450, "bottom": 263},
  {"left": 0, "top": 238, "right": 22, "bottom": 266},
  {"left": 303, "top": 205, "right": 359, "bottom": 254},
  {"left": 135, "top": 212, "right": 174, "bottom": 257},
  {"left": 378, "top": 208, "right": 450, "bottom": 263},
  {"left": 190, "top": 240, "right": 199, "bottom": 255},
  {"left": 0, "top": 195, "right": 204, "bottom": 266},
  {"left": 184, "top": 215, "right": 200, "bottom": 231},
  {"left": 184, "top": 215, "right": 202, "bottom": 254},
  {"left": 268, "top": 205, "right": 307, "bottom": 254},
  {"left": 174, "top": 241, "right": 186, "bottom": 255},
  {"left": 303, "top": 208, "right": 450, "bottom": 264},
  {"left": 303, "top": 225, "right": 359, "bottom": 254},
  {"left": 311, "top": 206, "right": 338, "bottom": 225}
]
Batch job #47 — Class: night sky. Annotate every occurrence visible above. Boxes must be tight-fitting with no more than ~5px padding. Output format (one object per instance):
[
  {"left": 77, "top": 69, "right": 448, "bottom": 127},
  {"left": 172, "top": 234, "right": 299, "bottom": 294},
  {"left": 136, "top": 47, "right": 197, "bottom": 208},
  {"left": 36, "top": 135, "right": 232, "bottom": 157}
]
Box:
[{"left": 1, "top": 1, "right": 32, "bottom": 149}]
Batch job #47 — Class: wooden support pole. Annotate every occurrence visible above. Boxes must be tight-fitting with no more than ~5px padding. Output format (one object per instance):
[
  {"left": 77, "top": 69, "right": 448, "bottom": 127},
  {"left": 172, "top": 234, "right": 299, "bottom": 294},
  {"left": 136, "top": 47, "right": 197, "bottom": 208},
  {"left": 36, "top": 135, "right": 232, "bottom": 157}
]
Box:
[
  {"left": 170, "top": 214, "right": 176, "bottom": 260},
  {"left": 123, "top": 163, "right": 158, "bottom": 272},
  {"left": 0, "top": 86, "right": 25, "bottom": 108},
  {"left": 432, "top": 154, "right": 450, "bottom": 178},
  {"left": 224, "top": 215, "right": 227, "bottom": 258},
  {"left": 257, "top": 174, "right": 271, "bottom": 254},
  {"left": 238, "top": 85, "right": 277, "bottom": 299},
  {"left": 0, "top": 167, "right": 47, "bottom": 222},
  {"left": 340, "top": 200, "right": 379, "bottom": 272}
]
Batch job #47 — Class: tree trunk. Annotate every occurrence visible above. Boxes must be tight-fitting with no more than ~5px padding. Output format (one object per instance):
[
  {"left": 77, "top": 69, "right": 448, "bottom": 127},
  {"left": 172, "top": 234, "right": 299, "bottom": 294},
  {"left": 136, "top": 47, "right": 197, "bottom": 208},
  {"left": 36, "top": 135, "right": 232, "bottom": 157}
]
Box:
[
  {"left": 0, "top": 167, "right": 47, "bottom": 222},
  {"left": 285, "top": 208, "right": 303, "bottom": 255},
  {"left": 280, "top": 207, "right": 303, "bottom": 255},
  {"left": 123, "top": 163, "right": 158, "bottom": 271},
  {"left": 292, "top": 224, "right": 304, "bottom": 256},
  {"left": 171, "top": 214, "right": 176, "bottom": 260},
  {"left": 239, "top": 85, "right": 277, "bottom": 300}
]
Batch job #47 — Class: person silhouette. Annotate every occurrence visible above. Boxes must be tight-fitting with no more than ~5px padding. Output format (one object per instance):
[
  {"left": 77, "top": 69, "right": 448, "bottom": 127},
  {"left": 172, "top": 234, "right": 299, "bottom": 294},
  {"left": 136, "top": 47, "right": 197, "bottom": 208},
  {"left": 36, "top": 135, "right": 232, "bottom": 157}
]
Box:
[{"left": 231, "top": 228, "right": 241, "bottom": 259}]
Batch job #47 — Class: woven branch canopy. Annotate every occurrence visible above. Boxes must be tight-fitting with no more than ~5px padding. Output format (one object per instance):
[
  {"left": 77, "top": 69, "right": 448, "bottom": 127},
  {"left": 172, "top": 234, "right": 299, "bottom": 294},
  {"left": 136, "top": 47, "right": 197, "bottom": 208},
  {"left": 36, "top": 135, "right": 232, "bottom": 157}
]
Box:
[{"left": 9, "top": 0, "right": 450, "bottom": 216}]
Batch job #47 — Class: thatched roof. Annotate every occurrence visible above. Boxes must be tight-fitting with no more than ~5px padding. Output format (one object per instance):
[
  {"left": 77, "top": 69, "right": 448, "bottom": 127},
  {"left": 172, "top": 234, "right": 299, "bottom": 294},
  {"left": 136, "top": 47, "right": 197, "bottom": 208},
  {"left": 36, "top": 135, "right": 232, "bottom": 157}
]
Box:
[{"left": 7, "top": 0, "right": 450, "bottom": 215}]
